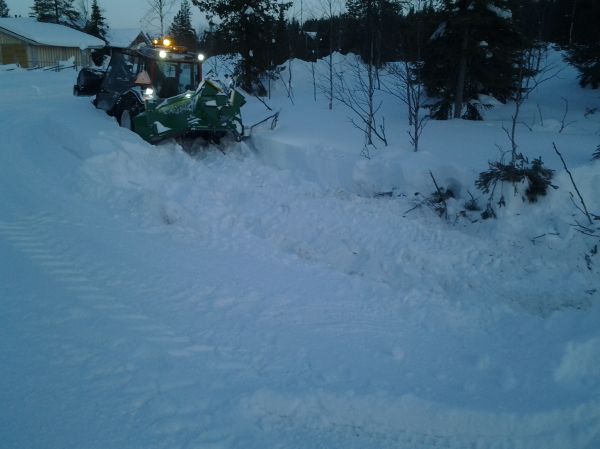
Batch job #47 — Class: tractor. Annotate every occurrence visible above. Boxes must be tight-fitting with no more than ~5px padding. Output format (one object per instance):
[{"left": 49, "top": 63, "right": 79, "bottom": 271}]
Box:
[{"left": 74, "top": 38, "right": 247, "bottom": 143}]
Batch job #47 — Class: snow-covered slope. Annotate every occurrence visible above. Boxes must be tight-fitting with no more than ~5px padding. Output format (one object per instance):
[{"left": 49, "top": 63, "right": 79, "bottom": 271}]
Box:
[{"left": 0, "top": 53, "right": 599, "bottom": 449}]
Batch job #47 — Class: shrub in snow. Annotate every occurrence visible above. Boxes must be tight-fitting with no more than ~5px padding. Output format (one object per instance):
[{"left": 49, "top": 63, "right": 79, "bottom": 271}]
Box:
[
  {"left": 463, "top": 191, "right": 481, "bottom": 212},
  {"left": 476, "top": 155, "right": 555, "bottom": 216},
  {"left": 405, "top": 172, "right": 464, "bottom": 222},
  {"left": 593, "top": 145, "right": 600, "bottom": 161},
  {"left": 429, "top": 185, "right": 454, "bottom": 219}
]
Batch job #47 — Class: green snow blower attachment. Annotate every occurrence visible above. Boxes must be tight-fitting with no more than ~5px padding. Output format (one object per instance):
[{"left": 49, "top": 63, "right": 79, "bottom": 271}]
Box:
[
  {"left": 74, "top": 38, "right": 252, "bottom": 143},
  {"left": 133, "top": 78, "right": 246, "bottom": 143}
]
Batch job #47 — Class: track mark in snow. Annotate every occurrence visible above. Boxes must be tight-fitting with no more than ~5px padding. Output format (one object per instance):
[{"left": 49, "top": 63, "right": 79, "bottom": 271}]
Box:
[
  {"left": 0, "top": 215, "right": 204, "bottom": 360},
  {"left": 145, "top": 335, "right": 191, "bottom": 344},
  {"left": 168, "top": 344, "right": 215, "bottom": 358},
  {"left": 242, "top": 390, "right": 600, "bottom": 449}
]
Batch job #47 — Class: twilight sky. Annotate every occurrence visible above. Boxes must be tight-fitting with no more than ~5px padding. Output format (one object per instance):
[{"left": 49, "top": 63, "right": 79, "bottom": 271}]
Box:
[{"left": 6, "top": 0, "right": 325, "bottom": 32}]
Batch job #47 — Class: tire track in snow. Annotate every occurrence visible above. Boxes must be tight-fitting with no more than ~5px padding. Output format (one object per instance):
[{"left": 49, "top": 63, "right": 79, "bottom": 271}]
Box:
[
  {"left": 0, "top": 214, "right": 114, "bottom": 301},
  {"left": 241, "top": 389, "right": 600, "bottom": 449},
  {"left": 0, "top": 212, "right": 258, "bottom": 445}
]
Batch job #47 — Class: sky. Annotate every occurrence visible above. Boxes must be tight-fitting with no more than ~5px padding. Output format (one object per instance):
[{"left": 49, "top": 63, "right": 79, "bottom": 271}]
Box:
[{"left": 5, "top": 0, "right": 324, "bottom": 32}]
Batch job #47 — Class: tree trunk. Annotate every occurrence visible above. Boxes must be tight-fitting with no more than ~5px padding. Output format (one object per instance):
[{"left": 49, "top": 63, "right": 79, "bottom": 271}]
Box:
[
  {"left": 328, "top": 0, "right": 333, "bottom": 110},
  {"left": 366, "top": 0, "right": 374, "bottom": 144},
  {"left": 453, "top": 27, "right": 469, "bottom": 119},
  {"left": 159, "top": 0, "right": 165, "bottom": 36},
  {"left": 569, "top": 0, "right": 578, "bottom": 45}
]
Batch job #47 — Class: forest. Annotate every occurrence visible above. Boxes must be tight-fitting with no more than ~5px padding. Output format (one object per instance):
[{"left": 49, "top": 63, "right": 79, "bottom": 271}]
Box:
[{"left": 18, "top": 1, "right": 600, "bottom": 111}]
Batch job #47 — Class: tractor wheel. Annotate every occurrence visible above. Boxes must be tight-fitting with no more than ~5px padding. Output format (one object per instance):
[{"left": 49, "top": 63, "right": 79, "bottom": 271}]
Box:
[
  {"left": 120, "top": 109, "right": 134, "bottom": 131},
  {"left": 233, "top": 118, "right": 244, "bottom": 142},
  {"left": 116, "top": 95, "right": 143, "bottom": 132}
]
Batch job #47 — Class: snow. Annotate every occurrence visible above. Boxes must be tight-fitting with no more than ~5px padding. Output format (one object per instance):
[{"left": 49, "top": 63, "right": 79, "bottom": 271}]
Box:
[
  {"left": 0, "top": 49, "right": 599, "bottom": 449},
  {"left": 154, "top": 121, "right": 171, "bottom": 133},
  {"left": 0, "top": 18, "right": 105, "bottom": 50},
  {"left": 487, "top": 3, "right": 513, "bottom": 19},
  {"left": 430, "top": 21, "right": 447, "bottom": 40}
]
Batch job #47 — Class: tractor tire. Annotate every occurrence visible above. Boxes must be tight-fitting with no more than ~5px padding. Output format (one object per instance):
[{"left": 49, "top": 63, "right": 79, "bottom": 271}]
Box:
[
  {"left": 119, "top": 108, "right": 135, "bottom": 131},
  {"left": 116, "top": 94, "right": 143, "bottom": 132}
]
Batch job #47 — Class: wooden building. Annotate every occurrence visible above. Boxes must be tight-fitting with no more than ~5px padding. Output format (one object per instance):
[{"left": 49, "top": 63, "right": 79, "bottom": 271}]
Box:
[{"left": 0, "top": 18, "right": 105, "bottom": 69}]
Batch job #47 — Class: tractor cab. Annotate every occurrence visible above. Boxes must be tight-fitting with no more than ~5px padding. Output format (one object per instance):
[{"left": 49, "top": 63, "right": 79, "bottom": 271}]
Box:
[{"left": 89, "top": 38, "right": 205, "bottom": 114}]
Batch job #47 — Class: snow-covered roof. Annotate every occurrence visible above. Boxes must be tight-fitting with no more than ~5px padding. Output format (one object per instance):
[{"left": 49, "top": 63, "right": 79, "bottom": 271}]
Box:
[
  {"left": 107, "top": 28, "right": 148, "bottom": 49},
  {"left": 0, "top": 18, "right": 105, "bottom": 50}
]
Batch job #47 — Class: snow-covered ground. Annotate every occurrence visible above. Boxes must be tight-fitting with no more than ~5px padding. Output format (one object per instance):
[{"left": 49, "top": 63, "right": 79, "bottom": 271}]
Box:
[{"left": 1, "top": 52, "right": 599, "bottom": 449}]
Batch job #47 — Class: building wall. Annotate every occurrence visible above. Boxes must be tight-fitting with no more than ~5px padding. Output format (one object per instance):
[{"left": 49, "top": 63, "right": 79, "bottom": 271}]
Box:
[
  {"left": 28, "top": 45, "right": 85, "bottom": 68},
  {"left": 0, "top": 30, "right": 28, "bottom": 67},
  {"left": 0, "top": 30, "right": 92, "bottom": 68}
]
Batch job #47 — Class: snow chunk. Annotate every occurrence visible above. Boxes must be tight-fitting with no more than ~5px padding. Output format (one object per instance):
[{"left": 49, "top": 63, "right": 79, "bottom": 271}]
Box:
[
  {"left": 554, "top": 337, "right": 600, "bottom": 388},
  {"left": 487, "top": 3, "right": 512, "bottom": 19},
  {"left": 154, "top": 122, "right": 171, "bottom": 134},
  {"left": 430, "top": 22, "right": 447, "bottom": 40},
  {"left": 0, "top": 18, "right": 105, "bottom": 50}
]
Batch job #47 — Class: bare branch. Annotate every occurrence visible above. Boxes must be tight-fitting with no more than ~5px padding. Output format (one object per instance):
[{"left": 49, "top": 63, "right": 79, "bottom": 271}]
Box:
[
  {"left": 554, "top": 143, "right": 593, "bottom": 225},
  {"left": 429, "top": 170, "right": 448, "bottom": 220},
  {"left": 558, "top": 97, "right": 577, "bottom": 133},
  {"left": 332, "top": 56, "right": 387, "bottom": 148}
]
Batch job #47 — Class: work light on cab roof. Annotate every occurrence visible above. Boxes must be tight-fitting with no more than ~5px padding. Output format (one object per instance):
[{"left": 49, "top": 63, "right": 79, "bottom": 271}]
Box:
[{"left": 151, "top": 36, "right": 204, "bottom": 60}]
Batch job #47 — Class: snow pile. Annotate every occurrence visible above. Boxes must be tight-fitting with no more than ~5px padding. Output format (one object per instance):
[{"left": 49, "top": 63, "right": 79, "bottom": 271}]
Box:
[
  {"left": 0, "top": 63, "right": 21, "bottom": 71},
  {"left": 487, "top": 3, "right": 512, "bottom": 19}
]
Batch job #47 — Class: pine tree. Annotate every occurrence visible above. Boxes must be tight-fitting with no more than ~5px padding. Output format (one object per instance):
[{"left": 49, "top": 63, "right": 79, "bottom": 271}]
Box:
[
  {"left": 421, "top": 0, "right": 526, "bottom": 120},
  {"left": 30, "top": 0, "right": 81, "bottom": 26},
  {"left": 345, "top": 0, "right": 403, "bottom": 66},
  {"left": 169, "top": 0, "right": 197, "bottom": 51},
  {"left": 84, "top": 0, "right": 108, "bottom": 39},
  {"left": 0, "top": 0, "right": 9, "bottom": 18},
  {"left": 191, "top": 0, "right": 291, "bottom": 94},
  {"left": 569, "top": 43, "right": 600, "bottom": 89}
]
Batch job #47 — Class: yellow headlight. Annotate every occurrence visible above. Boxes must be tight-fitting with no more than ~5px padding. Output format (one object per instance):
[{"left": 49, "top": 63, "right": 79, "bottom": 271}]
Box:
[{"left": 163, "top": 38, "right": 171, "bottom": 47}]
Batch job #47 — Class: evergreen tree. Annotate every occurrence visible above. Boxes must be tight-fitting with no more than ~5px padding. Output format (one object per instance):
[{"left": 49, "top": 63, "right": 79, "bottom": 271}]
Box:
[
  {"left": 84, "top": 0, "right": 108, "bottom": 39},
  {"left": 345, "top": 0, "right": 403, "bottom": 66},
  {"left": 0, "top": 0, "right": 9, "bottom": 18},
  {"left": 569, "top": 43, "right": 600, "bottom": 89},
  {"left": 421, "top": 0, "right": 526, "bottom": 120},
  {"left": 191, "top": 0, "right": 291, "bottom": 94},
  {"left": 30, "top": 0, "right": 81, "bottom": 26},
  {"left": 169, "top": 0, "right": 197, "bottom": 51}
]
